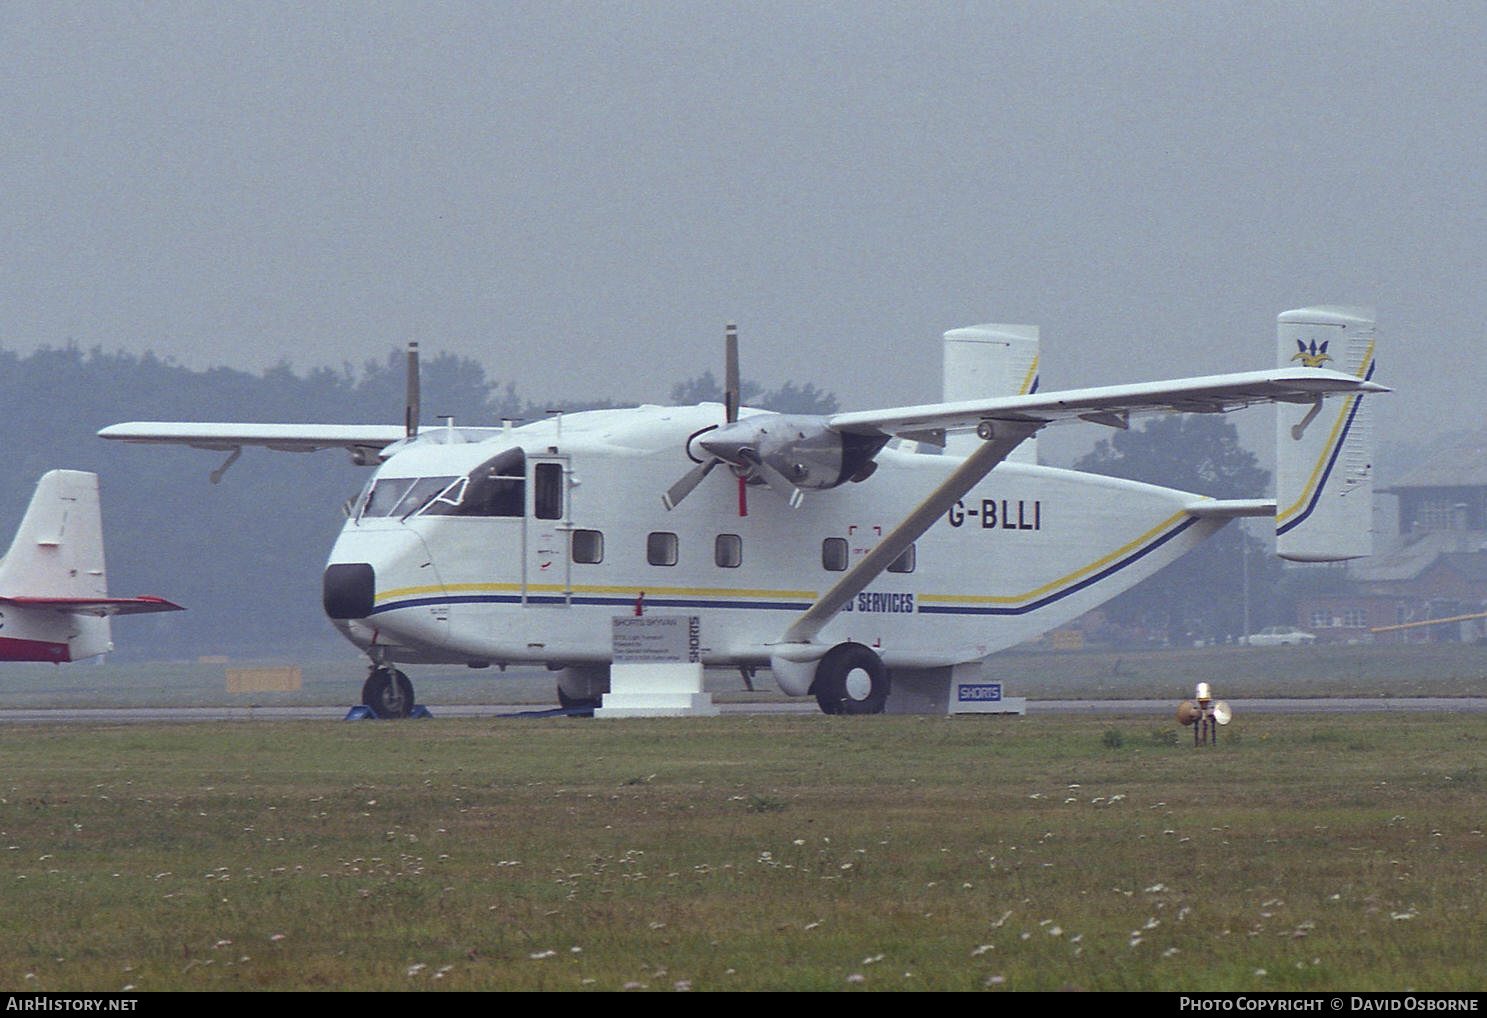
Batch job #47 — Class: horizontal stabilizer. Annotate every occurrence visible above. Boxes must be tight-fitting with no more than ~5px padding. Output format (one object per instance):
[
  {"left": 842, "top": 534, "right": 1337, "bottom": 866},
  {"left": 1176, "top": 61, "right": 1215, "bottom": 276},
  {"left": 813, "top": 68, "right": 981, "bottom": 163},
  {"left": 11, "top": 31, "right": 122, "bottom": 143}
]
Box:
[
  {"left": 1, "top": 595, "right": 184, "bottom": 617},
  {"left": 1184, "top": 499, "right": 1277, "bottom": 520}
]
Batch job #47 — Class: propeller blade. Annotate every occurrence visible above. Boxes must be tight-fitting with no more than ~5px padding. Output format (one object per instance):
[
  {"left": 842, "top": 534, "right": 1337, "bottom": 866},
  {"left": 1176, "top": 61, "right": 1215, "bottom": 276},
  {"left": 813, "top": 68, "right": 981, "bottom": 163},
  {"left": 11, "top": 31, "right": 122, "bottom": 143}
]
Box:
[
  {"left": 662, "top": 457, "right": 720, "bottom": 511},
  {"left": 404, "top": 341, "right": 421, "bottom": 438},
  {"left": 724, "top": 323, "right": 740, "bottom": 424},
  {"left": 739, "top": 450, "right": 805, "bottom": 509}
]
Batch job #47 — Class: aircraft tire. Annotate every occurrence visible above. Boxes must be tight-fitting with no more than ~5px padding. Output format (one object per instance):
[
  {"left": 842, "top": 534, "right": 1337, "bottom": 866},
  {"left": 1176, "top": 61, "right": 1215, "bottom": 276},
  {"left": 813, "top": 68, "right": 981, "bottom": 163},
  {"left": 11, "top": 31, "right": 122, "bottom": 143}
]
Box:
[
  {"left": 363, "top": 667, "right": 415, "bottom": 719},
  {"left": 557, "top": 686, "right": 599, "bottom": 716},
  {"left": 811, "top": 642, "right": 889, "bottom": 715}
]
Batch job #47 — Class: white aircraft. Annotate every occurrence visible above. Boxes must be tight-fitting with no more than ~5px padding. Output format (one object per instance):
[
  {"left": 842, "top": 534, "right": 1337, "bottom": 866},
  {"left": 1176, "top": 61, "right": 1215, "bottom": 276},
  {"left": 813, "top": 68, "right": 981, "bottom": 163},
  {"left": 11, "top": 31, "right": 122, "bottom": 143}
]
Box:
[
  {"left": 0, "top": 470, "right": 182, "bottom": 662},
  {"left": 100, "top": 306, "right": 1383, "bottom": 716}
]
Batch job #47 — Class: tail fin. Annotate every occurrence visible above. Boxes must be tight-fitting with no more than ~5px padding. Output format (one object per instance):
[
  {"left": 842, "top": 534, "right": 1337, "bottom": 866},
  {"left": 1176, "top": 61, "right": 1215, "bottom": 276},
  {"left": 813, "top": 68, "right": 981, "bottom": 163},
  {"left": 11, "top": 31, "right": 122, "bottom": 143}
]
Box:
[
  {"left": 0, "top": 471, "right": 180, "bottom": 662},
  {"left": 1274, "top": 306, "right": 1377, "bottom": 561},
  {"left": 942, "top": 324, "right": 1040, "bottom": 462},
  {"left": 0, "top": 470, "right": 109, "bottom": 598}
]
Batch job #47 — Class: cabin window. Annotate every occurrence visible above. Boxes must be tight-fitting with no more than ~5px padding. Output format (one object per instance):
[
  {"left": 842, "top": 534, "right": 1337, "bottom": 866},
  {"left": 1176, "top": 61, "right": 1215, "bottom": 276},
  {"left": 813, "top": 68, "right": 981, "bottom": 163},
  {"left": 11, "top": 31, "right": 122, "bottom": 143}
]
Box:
[
  {"left": 572, "top": 529, "right": 604, "bottom": 564},
  {"left": 715, "top": 533, "right": 742, "bottom": 568},
  {"left": 647, "top": 532, "right": 679, "bottom": 566},
  {"left": 423, "top": 447, "right": 526, "bottom": 518},
  {"left": 886, "top": 543, "right": 916, "bottom": 574},
  {"left": 822, "top": 537, "right": 848, "bottom": 572},
  {"left": 534, "top": 462, "right": 564, "bottom": 520}
]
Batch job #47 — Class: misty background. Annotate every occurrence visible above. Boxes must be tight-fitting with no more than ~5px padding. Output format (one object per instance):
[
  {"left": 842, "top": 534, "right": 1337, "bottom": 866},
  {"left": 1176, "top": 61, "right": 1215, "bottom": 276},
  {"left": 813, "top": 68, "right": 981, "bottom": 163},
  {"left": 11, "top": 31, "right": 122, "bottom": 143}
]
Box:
[{"left": 2, "top": 3, "right": 1480, "bottom": 659}]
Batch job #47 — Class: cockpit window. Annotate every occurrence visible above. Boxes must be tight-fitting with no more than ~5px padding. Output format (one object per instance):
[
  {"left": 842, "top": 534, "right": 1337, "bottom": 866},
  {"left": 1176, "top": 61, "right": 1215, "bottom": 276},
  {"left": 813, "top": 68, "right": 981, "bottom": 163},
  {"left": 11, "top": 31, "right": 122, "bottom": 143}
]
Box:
[
  {"left": 362, "top": 477, "right": 416, "bottom": 518},
  {"left": 422, "top": 447, "right": 526, "bottom": 518},
  {"left": 360, "top": 476, "right": 459, "bottom": 518}
]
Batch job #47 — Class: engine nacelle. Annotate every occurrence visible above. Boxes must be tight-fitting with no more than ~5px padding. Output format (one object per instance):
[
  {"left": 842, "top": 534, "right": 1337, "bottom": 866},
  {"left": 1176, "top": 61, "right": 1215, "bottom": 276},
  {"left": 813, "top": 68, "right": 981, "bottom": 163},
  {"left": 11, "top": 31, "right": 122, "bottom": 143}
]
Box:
[{"left": 697, "top": 414, "right": 887, "bottom": 491}]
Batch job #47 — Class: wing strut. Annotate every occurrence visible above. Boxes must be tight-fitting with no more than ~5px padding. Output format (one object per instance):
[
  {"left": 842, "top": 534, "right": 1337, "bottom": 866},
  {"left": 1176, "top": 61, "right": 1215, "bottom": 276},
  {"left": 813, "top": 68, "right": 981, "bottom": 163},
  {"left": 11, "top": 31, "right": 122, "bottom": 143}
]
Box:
[{"left": 779, "top": 420, "right": 1042, "bottom": 646}]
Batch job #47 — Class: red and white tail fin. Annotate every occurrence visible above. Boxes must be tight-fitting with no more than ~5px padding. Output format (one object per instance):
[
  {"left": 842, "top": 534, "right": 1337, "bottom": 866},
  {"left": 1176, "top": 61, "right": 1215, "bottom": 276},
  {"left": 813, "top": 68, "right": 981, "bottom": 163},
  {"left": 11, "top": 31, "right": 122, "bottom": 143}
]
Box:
[
  {"left": 0, "top": 471, "right": 180, "bottom": 662},
  {"left": 1274, "top": 306, "right": 1378, "bottom": 562}
]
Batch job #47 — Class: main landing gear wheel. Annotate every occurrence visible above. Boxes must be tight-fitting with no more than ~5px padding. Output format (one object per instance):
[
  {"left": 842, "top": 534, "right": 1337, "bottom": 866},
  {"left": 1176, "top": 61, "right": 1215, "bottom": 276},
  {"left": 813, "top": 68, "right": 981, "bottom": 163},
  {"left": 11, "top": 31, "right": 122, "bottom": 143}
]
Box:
[
  {"left": 557, "top": 687, "right": 601, "bottom": 716},
  {"left": 812, "top": 642, "right": 890, "bottom": 715},
  {"left": 363, "top": 666, "right": 415, "bottom": 719}
]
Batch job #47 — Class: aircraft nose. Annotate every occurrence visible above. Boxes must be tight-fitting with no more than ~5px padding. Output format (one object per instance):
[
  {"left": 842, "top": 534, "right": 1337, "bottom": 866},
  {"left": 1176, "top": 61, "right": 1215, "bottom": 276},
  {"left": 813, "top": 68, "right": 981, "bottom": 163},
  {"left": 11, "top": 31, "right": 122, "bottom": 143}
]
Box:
[{"left": 323, "top": 562, "right": 375, "bottom": 620}]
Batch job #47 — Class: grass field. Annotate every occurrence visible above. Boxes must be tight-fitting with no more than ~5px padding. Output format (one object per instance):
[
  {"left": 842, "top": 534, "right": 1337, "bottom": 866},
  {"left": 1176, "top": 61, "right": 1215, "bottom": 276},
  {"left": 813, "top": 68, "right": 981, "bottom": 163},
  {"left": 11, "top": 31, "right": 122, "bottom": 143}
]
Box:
[{"left": 1, "top": 706, "right": 1483, "bottom": 991}]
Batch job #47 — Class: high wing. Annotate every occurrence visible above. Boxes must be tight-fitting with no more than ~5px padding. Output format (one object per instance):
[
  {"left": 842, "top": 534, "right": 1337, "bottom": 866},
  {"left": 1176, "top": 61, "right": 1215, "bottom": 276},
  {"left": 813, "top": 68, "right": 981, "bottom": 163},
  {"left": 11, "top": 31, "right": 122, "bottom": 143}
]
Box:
[
  {"left": 826, "top": 366, "right": 1384, "bottom": 443},
  {"left": 777, "top": 366, "right": 1385, "bottom": 647},
  {"left": 98, "top": 422, "right": 406, "bottom": 454},
  {"left": 97, "top": 423, "right": 409, "bottom": 480}
]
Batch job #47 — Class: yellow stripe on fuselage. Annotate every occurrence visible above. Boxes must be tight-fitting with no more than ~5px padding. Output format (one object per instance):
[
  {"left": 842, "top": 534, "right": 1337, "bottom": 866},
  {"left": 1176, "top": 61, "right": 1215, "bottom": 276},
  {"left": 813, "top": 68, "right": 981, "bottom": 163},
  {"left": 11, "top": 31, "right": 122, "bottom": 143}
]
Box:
[
  {"left": 918, "top": 509, "right": 1191, "bottom": 608},
  {"left": 374, "top": 581, "right": 817, "bottom": 604}
]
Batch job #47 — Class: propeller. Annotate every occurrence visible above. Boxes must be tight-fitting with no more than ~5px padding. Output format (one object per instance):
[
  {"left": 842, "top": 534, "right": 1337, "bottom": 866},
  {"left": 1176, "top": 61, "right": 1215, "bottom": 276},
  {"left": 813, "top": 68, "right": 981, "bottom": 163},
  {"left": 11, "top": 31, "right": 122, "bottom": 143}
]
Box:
[
  {"left": 404, "top": 341, "right": 420, "bottom": 438},
  {"left": 662, "top": 324, "right": 804, "bottom": 515},
  {"left": 661, "top": 324, "right": 888, "bottom": 514}
]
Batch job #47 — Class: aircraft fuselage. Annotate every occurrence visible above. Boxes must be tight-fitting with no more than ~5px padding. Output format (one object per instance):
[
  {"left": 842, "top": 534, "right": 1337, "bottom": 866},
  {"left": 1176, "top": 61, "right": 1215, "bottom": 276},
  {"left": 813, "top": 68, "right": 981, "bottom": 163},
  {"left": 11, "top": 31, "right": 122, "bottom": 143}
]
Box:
[{"left": 322, "top": 404, "right": 1223, "bottom": 676}]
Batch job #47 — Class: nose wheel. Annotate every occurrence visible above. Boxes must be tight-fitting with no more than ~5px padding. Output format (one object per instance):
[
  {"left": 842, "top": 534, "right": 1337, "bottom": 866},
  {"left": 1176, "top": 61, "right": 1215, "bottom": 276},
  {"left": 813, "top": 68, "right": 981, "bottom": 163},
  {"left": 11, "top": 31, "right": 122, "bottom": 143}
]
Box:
[{"left": 362, "top": 665, "right": 415, "bottom": 718}]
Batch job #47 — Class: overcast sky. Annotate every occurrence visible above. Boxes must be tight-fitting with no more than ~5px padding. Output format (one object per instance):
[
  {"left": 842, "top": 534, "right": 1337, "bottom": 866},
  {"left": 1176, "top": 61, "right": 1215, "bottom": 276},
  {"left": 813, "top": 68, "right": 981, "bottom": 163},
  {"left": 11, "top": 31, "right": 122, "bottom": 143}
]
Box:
[{"left": 3, "top": 1, "right": 1481, "bottom": 461}]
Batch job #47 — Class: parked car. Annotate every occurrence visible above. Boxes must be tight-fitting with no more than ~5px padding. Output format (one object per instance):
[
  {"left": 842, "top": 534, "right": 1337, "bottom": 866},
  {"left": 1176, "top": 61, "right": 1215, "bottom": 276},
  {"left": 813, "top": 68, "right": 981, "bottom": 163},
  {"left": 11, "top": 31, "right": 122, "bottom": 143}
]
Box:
[{"left": 1244, "top": 626, "right": 1317, "bottom": 647}]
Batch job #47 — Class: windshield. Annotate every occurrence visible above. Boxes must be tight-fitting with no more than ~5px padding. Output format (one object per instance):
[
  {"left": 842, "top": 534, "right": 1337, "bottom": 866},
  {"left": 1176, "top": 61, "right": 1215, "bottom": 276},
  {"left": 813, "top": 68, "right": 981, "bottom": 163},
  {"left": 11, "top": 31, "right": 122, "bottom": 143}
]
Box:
[{"left": 359, "top": 476, "right": 459, "bottom": 519}]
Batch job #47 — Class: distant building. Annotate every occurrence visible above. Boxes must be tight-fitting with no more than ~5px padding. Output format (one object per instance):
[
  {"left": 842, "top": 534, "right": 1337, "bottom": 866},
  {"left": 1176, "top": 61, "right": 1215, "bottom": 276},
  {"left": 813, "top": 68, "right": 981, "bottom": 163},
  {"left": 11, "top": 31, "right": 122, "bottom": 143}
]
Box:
[{"left": 1296, "top": 434, "right": 1487, "bottom": 643}]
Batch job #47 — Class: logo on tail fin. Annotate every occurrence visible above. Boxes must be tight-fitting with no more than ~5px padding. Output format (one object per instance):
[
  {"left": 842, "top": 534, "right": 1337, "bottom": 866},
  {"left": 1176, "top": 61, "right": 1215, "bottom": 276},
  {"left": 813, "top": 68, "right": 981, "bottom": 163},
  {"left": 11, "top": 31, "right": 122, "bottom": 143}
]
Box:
[{"left": 1291, "top": 339, "right": 1332, "bottom": 368}]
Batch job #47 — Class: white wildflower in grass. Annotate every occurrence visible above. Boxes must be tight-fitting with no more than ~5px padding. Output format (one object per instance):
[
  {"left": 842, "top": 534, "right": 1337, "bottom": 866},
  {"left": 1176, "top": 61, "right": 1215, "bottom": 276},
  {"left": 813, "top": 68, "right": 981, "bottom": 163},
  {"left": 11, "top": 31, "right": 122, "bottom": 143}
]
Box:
[
  {"left": 406, "top": 963, "right": 426, "bottom": 976},
  {"left": 984, "top": 974, "right": 1005, "bottom": 987},
  {"left": 528, "top": 949, "right": 557, "bottom": 959},
  {"left": 971, "top": 944, "right": 993, "bottom": 957},
  {"left": 861, "top": 953, "right": 884, "bottom": 965},
  {"left": 846, "top": 973, "right": 865, "bottom": 984}
]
